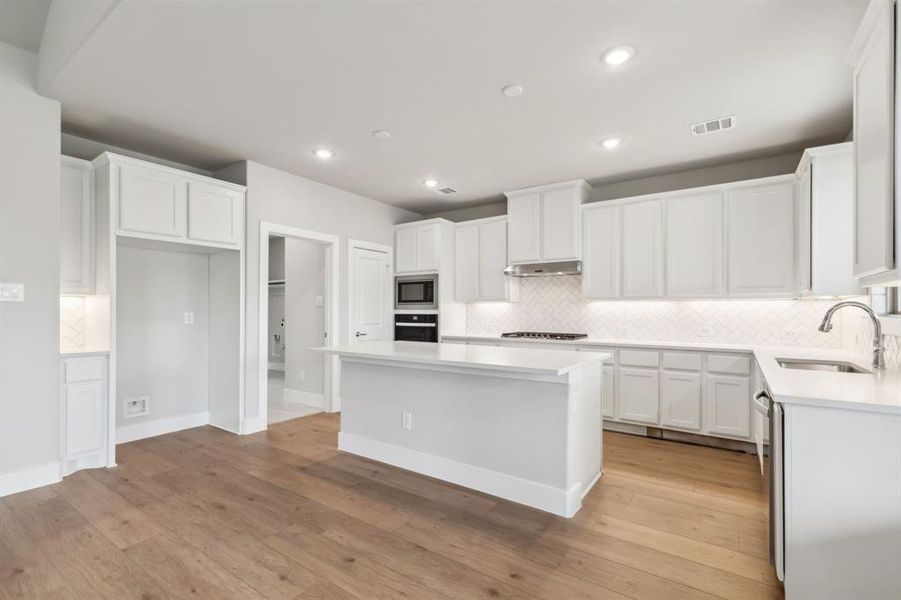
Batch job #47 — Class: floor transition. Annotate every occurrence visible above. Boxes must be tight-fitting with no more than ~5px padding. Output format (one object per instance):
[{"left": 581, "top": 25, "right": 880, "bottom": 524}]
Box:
[
  {"left": 267, "top": 369, "right": 322, "bottom": 424},
  {"left": 0, "top": 414, "right": 781, "bottom": 599}
]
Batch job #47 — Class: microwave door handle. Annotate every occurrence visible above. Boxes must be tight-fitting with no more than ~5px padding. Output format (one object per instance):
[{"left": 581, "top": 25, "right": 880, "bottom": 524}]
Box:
[{"left": 395, "top": 323, "right": 437, "bottom": 327}]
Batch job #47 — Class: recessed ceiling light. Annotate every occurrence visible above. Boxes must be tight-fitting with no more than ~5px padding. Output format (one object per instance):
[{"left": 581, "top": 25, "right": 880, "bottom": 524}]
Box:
[
  {"left": 501, "top": 84, "right": 525, "bottom": 98},
  {"left": 423, "top": 179, "right": 439, "bottom": 188},
  {"left": 600, "top": 137, "right": 623, "bottom": 149},
  {"left": 372, "top": 129, "right": 392, "bottom": 140},
  {"left": 313, "top": 148, "right": 334, "bottom": 160},
  {"left": 602, "top": 45, "right": 635, "bottom": 67}
]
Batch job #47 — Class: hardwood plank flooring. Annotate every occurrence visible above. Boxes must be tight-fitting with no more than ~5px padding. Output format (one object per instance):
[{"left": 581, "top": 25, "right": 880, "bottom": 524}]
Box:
[{"left": 0, "top": 414, "right": 781, "bottom": 599}]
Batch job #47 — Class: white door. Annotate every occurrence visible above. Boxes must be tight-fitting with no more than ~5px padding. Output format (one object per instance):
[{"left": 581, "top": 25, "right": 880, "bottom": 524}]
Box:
[
  {"left": 479, "top": 219, "right": 510, "bottom": 300},
  {"left": 705, "top": 374, "right": 751, "bottom": 438},
  {"left": 621, "top": 201, "right": 662, "bottom": 298},
  {"left": 618, "top": 367, "right": 659, "bottom": 424},
  {"left": 541, "top": 187, "right": 580, "bottom": 260},
  {"left": 507, "top": 192, "right": 541, "bottom": 263},
  {"left": 118, "top": 163, "right": 187, "bottom": 238},
  {"left": 665, "top": 192, "right": 724, "bottom": 297},
  {"left": 351, "top": 246, "right": 391, "bottom": 343},
  {"left": 660, "top": 371, "right": 702, "bottom": 431},
  {"left": 726, "top": 181, "right": 796, "bottom": 297},
  {"left": 187, "top": 181, "right": 242, "bottom": 245},
  {"left": 455, "top": 224, "right": 480, "bottom": 301},
  {"left": 395, "top": 228, "right": 417, "bottom": 274},
  {"left": 582, "top": 205, "right": 620, "bottom": 299}
]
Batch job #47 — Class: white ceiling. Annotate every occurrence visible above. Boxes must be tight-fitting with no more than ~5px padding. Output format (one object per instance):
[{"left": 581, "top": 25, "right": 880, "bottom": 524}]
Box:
[
  {"left": 0, "top": 0, "right": 50, "bottom": 53},
  {"left": 40, "top": 1, "right": 865, "bottom": 212}
]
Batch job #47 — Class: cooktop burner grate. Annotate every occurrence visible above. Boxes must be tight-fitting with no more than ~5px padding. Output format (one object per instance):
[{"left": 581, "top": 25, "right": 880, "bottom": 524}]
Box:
[{"left": 500, "top": 332, "right": 588, "bottom": 341}]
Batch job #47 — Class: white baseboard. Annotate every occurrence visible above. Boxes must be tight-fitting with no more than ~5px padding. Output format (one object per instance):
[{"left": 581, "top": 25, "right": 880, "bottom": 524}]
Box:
[
  {"left": 242, "top": 415, "right": 267, "bottom": 435},
  {"left": 338, "top": 432, "right": 585, "bottom": 517},
  {"left": 281, "top": 388, "right": 324, "bottom": 408},
  {"left": 0, "top": 461, "right": 61, "bottom": 497},
  {"left": 117, "top": 411, "right": 210, "bottom": 444}
]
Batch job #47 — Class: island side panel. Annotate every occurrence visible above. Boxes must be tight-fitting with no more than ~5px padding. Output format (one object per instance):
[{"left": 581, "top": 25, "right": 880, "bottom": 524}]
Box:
[
  {"left": 565, "top": 362, "right": 603, "bottom": 516},
  {"left": 338, "top": 359, "right": 573, "bottom": 514}
]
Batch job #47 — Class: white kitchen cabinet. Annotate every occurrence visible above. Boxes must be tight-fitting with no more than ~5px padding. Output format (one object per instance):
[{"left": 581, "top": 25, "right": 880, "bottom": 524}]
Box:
[
  {"left": 118, "top": 163, "right": 187, "bottom": 239},
  {"left": 60, "top": 355, "right": 108, "bottom": 476},
  {"left": 60, "top": 156, "right": 95, "bottom": 294},
  {"left": 726, "top": 181, "right": 797, "bottom": 297},
  {"left": 705, "top": 374, "right": 750, "bottom": 438},
  {"left": 621, "top": 200, "right": 662, "bottom": 298},
  {"left": 602, "top": 364, "right": 616, "bottom": 419},
  {"left": 506, "top": 180, "right": 589, "bottom": 264},
  {"left": 581, "top": 204, "right": 620, "bottom": 299},
  {"left": 395, "top": 220, "right": 448, "bottom": 274},
  {"left": 187, "top": 181, "right": 243, "bottom": 245},
  {"left": 665, "top": 192, "right": 724, "bottom": 298},
  {"left": 848, "top": 0, "right": 896, "bottom": 283},
  {"left": 618, "top": 367, "right": 659, "bottom": 424},
  {"left": 796, "top": 143, "right": 859, "bottom": 296},
  {"left": 454, "top": 217, "right": 517, "bottom": 302},
  {"left": 660, "top": 371, "right": 702, "bottom": 432}
]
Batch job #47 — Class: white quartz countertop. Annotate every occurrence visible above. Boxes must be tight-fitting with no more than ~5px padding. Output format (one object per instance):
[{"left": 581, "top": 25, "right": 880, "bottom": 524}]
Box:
[
  {"left": 316, "top": 341, "right": 609, "bottom": 376},
  {"left": 444, "top": 334, "right": 901, "bottom": 415},
  {"left": 60, "top": 347, "right": 110, "bottom": 357}
]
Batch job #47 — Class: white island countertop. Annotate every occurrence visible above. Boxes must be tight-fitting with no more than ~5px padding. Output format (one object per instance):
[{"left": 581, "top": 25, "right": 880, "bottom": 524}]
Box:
[{"left": 317, "top": 341, "right": 610, "bottom": 376}]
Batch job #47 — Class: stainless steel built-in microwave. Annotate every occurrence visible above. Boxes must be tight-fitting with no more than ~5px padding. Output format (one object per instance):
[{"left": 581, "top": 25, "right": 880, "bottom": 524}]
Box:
[{"left": 395, "top": 275, "right": 438, "bottom": 310}]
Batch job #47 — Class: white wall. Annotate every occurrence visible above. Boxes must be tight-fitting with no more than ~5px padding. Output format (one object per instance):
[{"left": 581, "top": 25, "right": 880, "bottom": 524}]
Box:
[
  {"left": 216, "top": 160, "right": 420, "bottom": 422},
  {"left": 284, "top": 237, "right": 325, "bottom": 398},
  {"left": 0, "top": 42, "right": 62, "bottom": 489},
  {"left": 116, "top": 246, "right": 210, "bottom": 427},
  {"left": 61, "top": 132, "right": 212, "bottom": 176}
]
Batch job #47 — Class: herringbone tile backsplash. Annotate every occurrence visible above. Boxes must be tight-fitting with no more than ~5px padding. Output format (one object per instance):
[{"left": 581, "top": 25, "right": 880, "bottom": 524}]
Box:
[{"left": 467, "top": 276, "right": 863, "bottom": 348}]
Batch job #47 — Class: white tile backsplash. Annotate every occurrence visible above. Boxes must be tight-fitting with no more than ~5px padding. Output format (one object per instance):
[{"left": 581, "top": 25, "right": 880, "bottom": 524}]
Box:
[
  {"left": 60, "top": 296, "right": 86, "bottom": 349},
  {"left": 466, "top": 276, "right": 858, "bottom": 348}
]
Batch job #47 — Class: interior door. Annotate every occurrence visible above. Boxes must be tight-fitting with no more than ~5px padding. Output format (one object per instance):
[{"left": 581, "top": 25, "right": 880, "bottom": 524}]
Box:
[{"left": 351, "top": 246, "right": 390, "bottom": 343}]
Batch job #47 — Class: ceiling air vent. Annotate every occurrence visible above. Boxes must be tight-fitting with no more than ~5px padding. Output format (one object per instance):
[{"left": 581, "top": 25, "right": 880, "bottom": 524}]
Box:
[
  {"left": 435, "top": 187, "right": 457, "bottom": 195},
  {"left": 690, "top": 115, "right": 736, "bottom": 136}
]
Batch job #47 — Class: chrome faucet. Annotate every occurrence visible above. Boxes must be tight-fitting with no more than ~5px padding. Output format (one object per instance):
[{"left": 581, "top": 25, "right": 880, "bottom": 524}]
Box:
[{"left": 818, "top": 301, "right": 885, "bottom": 369}]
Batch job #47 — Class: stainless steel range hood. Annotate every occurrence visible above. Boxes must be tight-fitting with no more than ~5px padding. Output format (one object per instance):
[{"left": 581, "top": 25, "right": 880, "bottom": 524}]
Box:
[{"left": 504, "top": 260, "right": 582, "bottom": 277}]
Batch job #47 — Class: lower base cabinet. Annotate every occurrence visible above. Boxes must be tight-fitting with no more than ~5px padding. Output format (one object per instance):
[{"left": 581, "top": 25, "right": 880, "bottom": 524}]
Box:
[
  {"left": 602, "top": 364, "right": 616, "bottom": 418},
  {"left": 704, "top": 374, "right": 751, "bottom": 438},
  {"left": 60, "top": 355, "right": 109, "bottom": 476},
  {"left": 618, "top": 367, "right": 660, "bottom": 424},
  {"left": 660, "top": 370, "right": 702, "bottom": 431}
]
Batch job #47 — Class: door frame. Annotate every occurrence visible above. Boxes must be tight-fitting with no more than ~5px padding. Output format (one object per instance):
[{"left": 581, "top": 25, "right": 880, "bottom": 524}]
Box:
[
  {"left": 347, "top": 238, "right": 394, "bottom": 347},
  {"left": 257, "top": 222, "right": 340, "bottom": 429}
]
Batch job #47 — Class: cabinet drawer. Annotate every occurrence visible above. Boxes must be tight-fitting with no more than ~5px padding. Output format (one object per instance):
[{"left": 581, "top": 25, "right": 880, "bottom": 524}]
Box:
[
  {"left": 619, "top": 349, "right": 659, "bottom": 368},
  {"left": 662, "top": 352, "right": 701, "bottom": 371},
  {"left": 707, "top": 354, "right": 751, "bottom": 375},
  {"left": 64, "top": 357, "right": 106, "bottom": 383}
]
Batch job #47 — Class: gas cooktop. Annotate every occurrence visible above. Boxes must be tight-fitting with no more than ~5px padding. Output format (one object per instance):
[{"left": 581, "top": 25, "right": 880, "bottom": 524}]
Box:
[{"left": 501, "top": 332, "right": 588, "bottom": 341}]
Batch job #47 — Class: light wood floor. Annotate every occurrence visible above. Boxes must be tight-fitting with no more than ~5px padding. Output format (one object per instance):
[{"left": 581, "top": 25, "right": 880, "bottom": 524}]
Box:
[{"left": 0, "top": 414, "right": 782, "bottom": 599}]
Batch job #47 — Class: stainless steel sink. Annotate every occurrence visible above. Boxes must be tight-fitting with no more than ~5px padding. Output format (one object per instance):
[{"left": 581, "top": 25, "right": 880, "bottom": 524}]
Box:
[{"left": 776, "top": 358, "right": 871, "bottom": 374}]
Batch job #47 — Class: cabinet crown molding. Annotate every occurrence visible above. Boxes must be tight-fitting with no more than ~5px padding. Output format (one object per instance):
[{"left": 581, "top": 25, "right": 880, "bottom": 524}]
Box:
[
  {"left": 846, "top": 0, "right": 894, "bottom": 66},
  {"left": 504, "top": 178, "right": 591, "bottom": 199},
  {"left": 90, "top": 152, "right": 247, "bottom": 193},
  {"left": 394, "top": 217, "right": 453, "bottom": 230}
]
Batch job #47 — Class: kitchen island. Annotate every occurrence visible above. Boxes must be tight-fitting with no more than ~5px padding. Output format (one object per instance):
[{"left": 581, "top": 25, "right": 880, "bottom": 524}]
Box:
[{"left": 317, "top": 341, "right": 609, "bottom": 517}]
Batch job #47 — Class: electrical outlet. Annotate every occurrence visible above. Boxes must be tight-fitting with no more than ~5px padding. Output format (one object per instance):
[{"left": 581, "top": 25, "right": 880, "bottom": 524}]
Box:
[
  {"left": 123, "top": 396, "right": 150, "bottom": 419},
  {"left": 402, "top": 412, "right": 413, "bottom": 430},
  {"left": 184, "top": 311, "right": 194, "bottom": 324}
]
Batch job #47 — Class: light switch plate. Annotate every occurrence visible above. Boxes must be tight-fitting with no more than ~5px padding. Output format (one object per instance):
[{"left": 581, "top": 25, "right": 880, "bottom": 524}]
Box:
[
  {"left": 184, "top": 311, "right": 194, "bottom": 324},
  {"left": 0, "top": 282, "right": 24, "bottom": 302}
]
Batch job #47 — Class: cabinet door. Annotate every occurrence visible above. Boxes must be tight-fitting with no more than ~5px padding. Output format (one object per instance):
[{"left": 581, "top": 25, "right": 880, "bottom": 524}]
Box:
[
  {"left": 665, "top": 192, "right": 723, "bottom": 297},
  {"left": 621, "top": 201, "right": 662, "bottom": 298},
  {"left": 602, "top": 364, "right": 616, "bottom": 419},
  {"left": 415, "top": 225, "right": 440, "bottom": 271},
  {"left": 187, "top": 182, "right": 242, "bottom": 245},
  {"left": 660, "top": 371, "right": 702, "bottom": 431},
  {"left": 65, "top": 380, "right": 105, "bottom": 456},
  {"left": 705, "top": 374, "right": 750, "bottom": 438},
  {"left": 118, "top": 164, "right": 187, "bottom": 238},
  {"left": 726, "top": 182, "right": 796, "bottom": 297},
  {"left": 395, "top": 228, "right": 417, "bottom": 273},
  {"left": 541, "top": 187, "right": 580, "bottom": 260},
  {"left": 507, "top": 193, "right": 541, "bottom": 263},
  {"left": 852, "top": 0, "right": 894, "bottom": 279},
  {"left": 479, "top": 219, "right": 510, "bottom": 301},
  {"left": 454, "top": 224, "right": 480, "bottom": 301},
  {"left": 582, "top": 205, "right": 620, "bottom": 299},
  {"left": 797, "top": 164, "right": 812, "bottom": 292},
  {"left": 618, "top": 367, "right": 659, "bottom": 424},
  {"left": 60, "top": 159, "right": 95, "bottom": 294}
]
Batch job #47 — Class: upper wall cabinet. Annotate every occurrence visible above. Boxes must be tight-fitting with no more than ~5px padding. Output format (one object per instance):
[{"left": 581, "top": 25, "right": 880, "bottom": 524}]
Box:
[
  {"left": 97, "top": 153, "right": 245, "bottom": 250},
  {"left": 796, "top": 143, "right": 860, "bottom": 297},
  {"left": 726, "top": 180, "right": 797, "bottom": 297},
  {"left": 61, "top": 156, "right": 95, "bottom": 294},
  {"left": 454, "top": 217, "right": 518, "bottom": 302},
  {"left": 395, "top": 219, "right": 452, "bottom": 275},
  {"left": 506, "top": 180, "right": 590, "bottom": 264},
  {"left": 848, "top": 0, "right": 898, "bottom": 285},
  {"left": 582, "top": 204, "right": 620, "bottom": 299},
  {"left": 621, "top": 201, "right": 663, "bottom": 298},
  {"left": 665, "top": 192, "right": 724, "bottom": 298}
]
